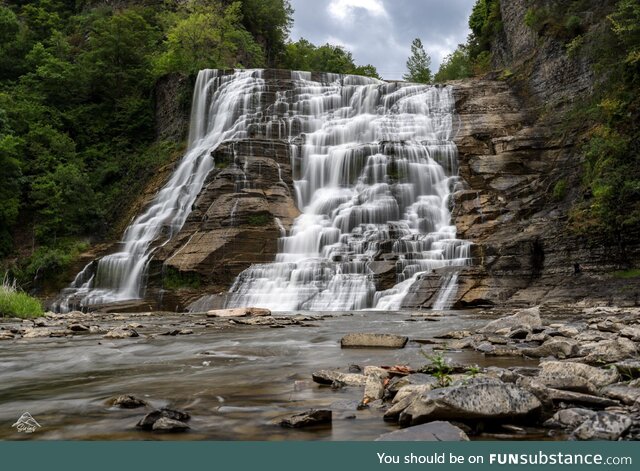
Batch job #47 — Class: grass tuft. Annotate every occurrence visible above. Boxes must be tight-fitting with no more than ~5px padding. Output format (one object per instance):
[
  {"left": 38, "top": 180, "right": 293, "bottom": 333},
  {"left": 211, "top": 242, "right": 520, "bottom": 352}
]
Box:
[{"left": 0, "top": 275, "right": 44, "bottom": 318}]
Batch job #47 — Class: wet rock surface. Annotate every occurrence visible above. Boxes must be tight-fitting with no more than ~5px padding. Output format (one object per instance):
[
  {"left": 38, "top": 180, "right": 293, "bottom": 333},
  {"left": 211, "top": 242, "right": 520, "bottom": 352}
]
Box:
[
  {"left": 310, "top": 305, "right": 640, "bottom": 441},
  {"left": 2, "top": 306, "right": 639, "bottom": 441},
  {"left": 277, "top": 409, "right": 332, "bottom": 428},
  {"left": 375, "top": 421, "right": 469, "bottom": 441},
  {"left": 398, "top": 379, "right": 541, "bottom": 426}
]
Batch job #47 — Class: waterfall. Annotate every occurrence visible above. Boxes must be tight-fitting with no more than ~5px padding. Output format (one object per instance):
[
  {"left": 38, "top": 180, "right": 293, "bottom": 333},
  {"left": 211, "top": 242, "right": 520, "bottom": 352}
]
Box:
[
  {"left": 55, "top": 70, "right": 267, "bottom": 311},
  {"left": 226, "top": 71, "right": 471, "bottom": 311}
]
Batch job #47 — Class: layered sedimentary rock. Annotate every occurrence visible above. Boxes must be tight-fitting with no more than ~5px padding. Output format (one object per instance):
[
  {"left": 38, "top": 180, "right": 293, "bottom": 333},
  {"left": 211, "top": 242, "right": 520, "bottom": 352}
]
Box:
[{"left": 149, "top": 137, "right": 300, "bottom": 309}]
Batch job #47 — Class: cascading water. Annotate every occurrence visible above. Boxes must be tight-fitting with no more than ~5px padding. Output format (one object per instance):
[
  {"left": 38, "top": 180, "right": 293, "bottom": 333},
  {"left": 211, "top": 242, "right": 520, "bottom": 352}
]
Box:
[
  {"left": 226, "top": 71, "right": 471, "bottom": 311},
  {"left": 55, "top": 70, "right": 268, "bottom": 311}
]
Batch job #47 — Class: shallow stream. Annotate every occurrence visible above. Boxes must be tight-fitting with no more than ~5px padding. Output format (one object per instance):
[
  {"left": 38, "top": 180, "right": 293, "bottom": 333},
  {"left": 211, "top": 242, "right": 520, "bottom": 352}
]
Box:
[{"left": 0, "top": 310, "right": 540, "bottom": 440}]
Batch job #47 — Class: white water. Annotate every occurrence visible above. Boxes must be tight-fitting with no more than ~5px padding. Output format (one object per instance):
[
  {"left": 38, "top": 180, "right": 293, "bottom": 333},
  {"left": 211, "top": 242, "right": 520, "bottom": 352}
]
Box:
[
  {"left": 227, "top": 71, "right": 471, "bottom": 311},
  {"left": 56, "top": 70, "right": 268, "bottom": 311}
]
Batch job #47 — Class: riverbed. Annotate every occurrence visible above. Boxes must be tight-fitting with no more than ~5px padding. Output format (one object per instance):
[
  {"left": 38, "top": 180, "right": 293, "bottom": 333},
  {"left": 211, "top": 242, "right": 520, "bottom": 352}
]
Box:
[{"left": 0, "top": 310, "right": 541, "bottom": 440}]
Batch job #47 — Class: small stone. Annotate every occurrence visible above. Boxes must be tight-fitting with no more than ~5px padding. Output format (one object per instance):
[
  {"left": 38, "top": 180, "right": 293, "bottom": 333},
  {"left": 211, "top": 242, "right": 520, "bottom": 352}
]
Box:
[
  {"left": 557, "top": 325, "right": 580, "bottom": 338},
  {"left": 340, "top": 333, "right": 408, "bottom": 348},
  {"left": 104, "top": 326, "right": 139, "bottom": 339},
  {"left": 151, "top": 417, "right": 190, "bottom": 432},
  {"left": 523, "top": 338, "right": 579, "bottom": 359},
  {"left": 572, "top": 412, "right": 633, "bottom": 440},
  {"left": 619, "top": 326, "right": 640, "bottom": 341},
  {"left": 552, "top": 408, "right": 597, "bottom": 429},
  {"left": 277, "top": 409, "right": 331, "bottom": 428},
  {"left": 526, "top": 332, "right": 548, "bottom": 343},
  {"left": 22, "top": 328, "right": 53, "bottom": 338},
  {"left": 508, "top": 328, "right": 530, "bottom": 339},
  {"left": 393, "top": 384, "right": 437, "bottom": 404},
  {"left": 108, "top": 394, "right": 148, "bottom": 409},
  {"left": 137, "top": 408, "right": 191, "bottom": 430},
  {"left": 68, "top": 324, "right": 90, "bottom": 332},
  {"left": 0, "top": 332, "right": 15, "bottom": 340},
  {"left": 311, "top": 370, "right": 366, "bottom": 386}
]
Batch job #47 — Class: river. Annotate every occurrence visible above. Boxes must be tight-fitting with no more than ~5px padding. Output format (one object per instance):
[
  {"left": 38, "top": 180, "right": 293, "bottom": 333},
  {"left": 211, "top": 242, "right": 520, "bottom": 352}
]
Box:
[{"left": 0, "top": 310, "right": 544, "bottom": 440}]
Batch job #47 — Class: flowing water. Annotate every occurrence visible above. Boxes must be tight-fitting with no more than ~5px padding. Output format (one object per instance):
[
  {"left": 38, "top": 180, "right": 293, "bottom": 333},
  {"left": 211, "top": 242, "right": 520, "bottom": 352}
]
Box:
[
  {"left": 227, "top": 72, "right": 471, "bottom": 311},
  {"left": 0, "top": 311, "right": 543, "bottom": 441},
  {"left": 55, "top": 70, "right": 269, "bottom": 312},
  {"left": 56, "top": 69, "right": 471, "bottom": 313}
]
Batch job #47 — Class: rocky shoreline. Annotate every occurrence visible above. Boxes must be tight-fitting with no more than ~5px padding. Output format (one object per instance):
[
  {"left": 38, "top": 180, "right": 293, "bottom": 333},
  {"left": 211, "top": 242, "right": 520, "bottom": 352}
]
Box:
[
  {"left": 1, "top": 305, "right": 639, "bottom": 440},
  {"left": 303, "top": 306, "right": 640, "bottom": 441}
]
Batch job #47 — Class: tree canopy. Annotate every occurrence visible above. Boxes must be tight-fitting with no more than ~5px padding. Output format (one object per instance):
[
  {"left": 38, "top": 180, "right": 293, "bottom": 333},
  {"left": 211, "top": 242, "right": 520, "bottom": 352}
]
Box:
[
  {"left": 0, "top": 0, "right": 378, "bottom": 288},
  {"left": 403, "top": 38, "right": 432, "bottom": 83}
]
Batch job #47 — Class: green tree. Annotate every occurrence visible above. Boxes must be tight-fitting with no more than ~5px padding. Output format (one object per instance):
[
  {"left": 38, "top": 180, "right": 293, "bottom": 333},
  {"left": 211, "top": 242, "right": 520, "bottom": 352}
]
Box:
[
  {"left": 155, "top": 1, "right": 263, "bottom": 75},
  {"left": 403, "top": 38, "right": 432, "bottom": 83},
  {"left": 434, "top": 45, "right": 472, "bottom": 82},
  {"left": 239, "top": 0, "right": 292, "bottom": 65},
  {"left": 0, "top": 6, "right": 30, "bottom": 80},
  {"left": 282, "top": 38, "right": 379, "bottom": 77}
]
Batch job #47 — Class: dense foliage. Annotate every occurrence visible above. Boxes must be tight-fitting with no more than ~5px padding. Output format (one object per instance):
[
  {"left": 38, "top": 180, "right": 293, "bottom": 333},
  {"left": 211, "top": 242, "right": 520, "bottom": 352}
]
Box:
[
  {"left": 0, "top": 0, "right": 377, "bottom": 289},
  {"left": 282, "top": 38, "right": 379, "bottom": 78},
  {"left": 403, "top": 38, "right": 432, "bottom": 83},
  {"left": 558, "top": 0, "right": 640, "bottom": 250},
  {"left": 434, "top": 0, "right": 501, "bottom": 82}
]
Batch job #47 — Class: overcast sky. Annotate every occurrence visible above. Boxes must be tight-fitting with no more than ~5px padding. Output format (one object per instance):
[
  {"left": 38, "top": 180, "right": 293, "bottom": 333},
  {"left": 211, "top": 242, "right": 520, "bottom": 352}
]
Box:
[{"left": 289, "top": 0, "right": 476, "bottom": 80}]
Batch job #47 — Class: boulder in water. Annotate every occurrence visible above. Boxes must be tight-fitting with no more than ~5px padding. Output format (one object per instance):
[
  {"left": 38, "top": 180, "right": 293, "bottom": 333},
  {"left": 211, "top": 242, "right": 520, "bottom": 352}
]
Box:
[
  {"left": 103, "top": 326, "right": 139, "bottom": 339},
  {"left": 340, "top": 333, "right": 408, "bottom": 348},
  {"left": 107, "top": 394, "right": 148, "bottom": 409},
  {"left": 398, "top": 378, "right": 541, "bottom": 426},
  {"left": 151, "top": 417, "right": 190, "bottom": 432},
  {"left": 311, "top": 369, "right": 366, "bottom": 386},
  {"left": 137, "top": 408, "right": 191, "bottom": 430},
  {"left": 277, "top": 409, "right": 332, "bottom": 428}
]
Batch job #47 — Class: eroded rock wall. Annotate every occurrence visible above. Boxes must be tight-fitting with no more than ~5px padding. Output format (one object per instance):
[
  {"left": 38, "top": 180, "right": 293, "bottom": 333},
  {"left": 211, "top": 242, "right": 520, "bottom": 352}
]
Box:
[{"left": 402, "top": 0, "right": 639, "bottom": 309}]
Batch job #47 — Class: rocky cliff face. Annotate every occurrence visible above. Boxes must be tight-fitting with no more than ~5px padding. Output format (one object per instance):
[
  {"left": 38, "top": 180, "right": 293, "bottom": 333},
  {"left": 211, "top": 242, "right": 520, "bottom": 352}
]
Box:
[
  {"left": 88, "top": 1, "right": 638, "bottom": 312},
  {"left": 146, "top": 136, "right": 300, "bottom": 310},
  {"left": 403, "top": 0, "right": 639, "bottom": 309}
]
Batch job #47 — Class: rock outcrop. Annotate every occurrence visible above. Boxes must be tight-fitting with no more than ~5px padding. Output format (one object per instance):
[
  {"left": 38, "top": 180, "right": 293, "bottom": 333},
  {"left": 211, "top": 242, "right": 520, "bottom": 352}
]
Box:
[{"left": 404, "top": 0, "right": 640, "bottom": 309}]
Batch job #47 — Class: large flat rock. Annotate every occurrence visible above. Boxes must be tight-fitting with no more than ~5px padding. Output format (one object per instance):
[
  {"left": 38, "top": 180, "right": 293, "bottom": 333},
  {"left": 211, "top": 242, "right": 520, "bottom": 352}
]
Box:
[
  {"left": 399, "top": 378, "right": 541, "bottom": 426},
  {"left": 206, "top": 307, "right": 271, "bottom": 318}
]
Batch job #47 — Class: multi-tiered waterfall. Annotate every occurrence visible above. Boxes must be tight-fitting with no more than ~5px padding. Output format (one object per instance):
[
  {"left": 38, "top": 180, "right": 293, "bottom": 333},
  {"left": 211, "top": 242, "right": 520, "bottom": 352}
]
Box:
[
  {"left": 56, "top": 69, "right": 471, "bottom": 312},
  {"left": 56, "top": 70, "right": 269, "bottom": 311},
  {"left": 226, "top": 71, "right": 471, "bottom": 311}
]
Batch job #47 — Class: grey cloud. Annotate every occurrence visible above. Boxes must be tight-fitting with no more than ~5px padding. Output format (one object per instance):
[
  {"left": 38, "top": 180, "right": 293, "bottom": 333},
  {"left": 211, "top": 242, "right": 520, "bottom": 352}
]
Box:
[{"left": 288, "top": 0, "right": 476, "bottom": 80}]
